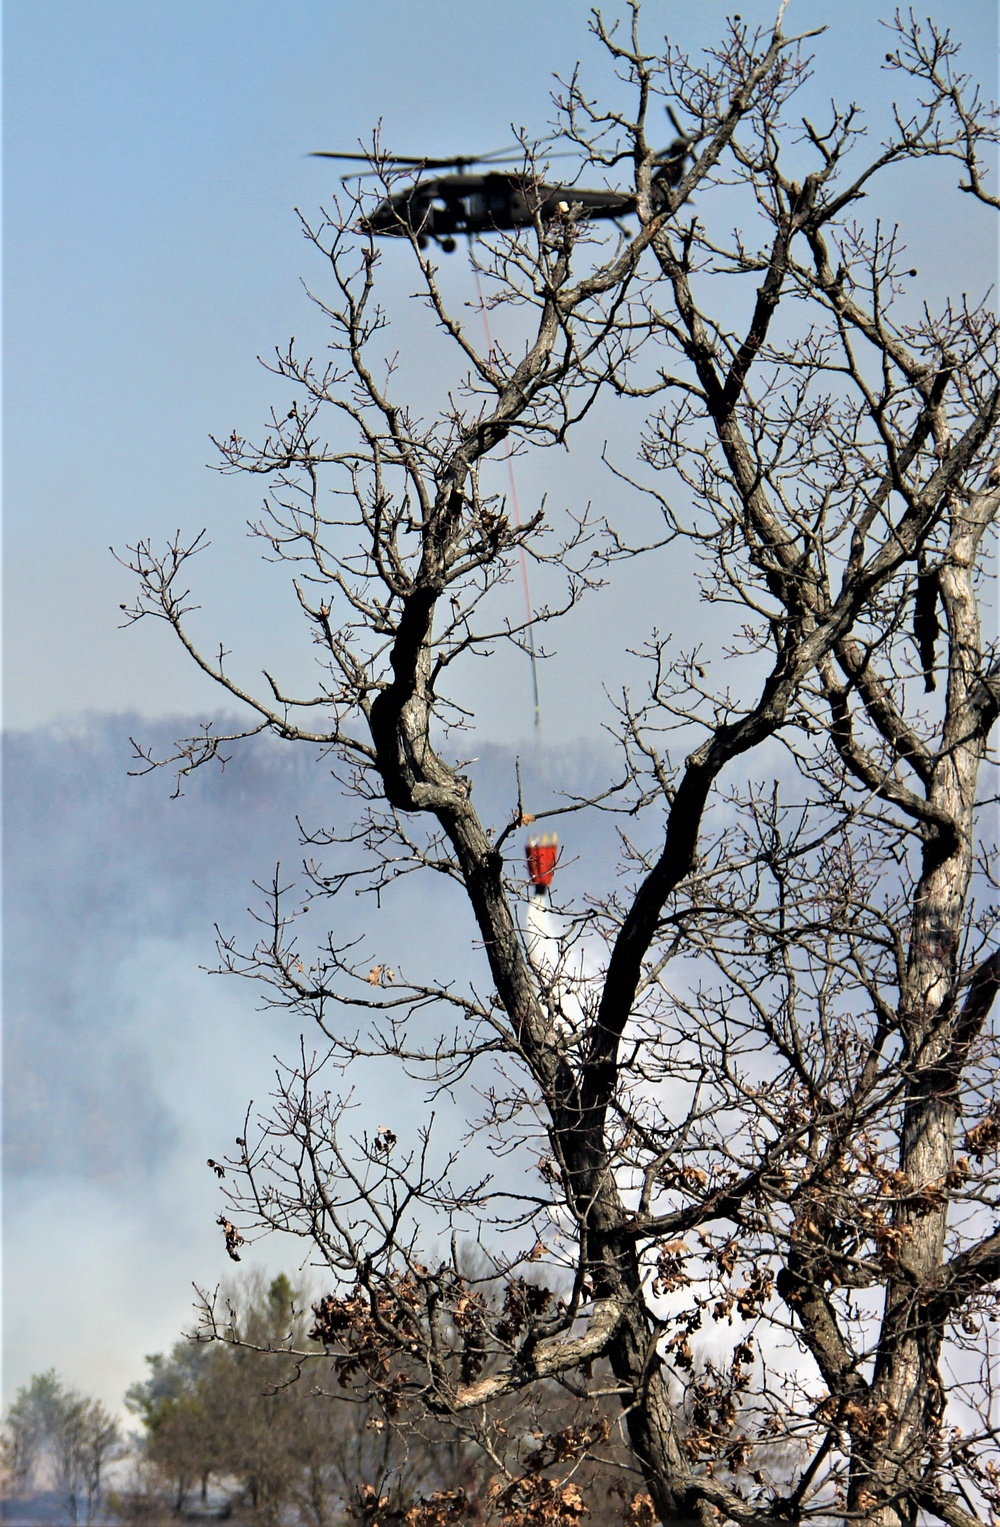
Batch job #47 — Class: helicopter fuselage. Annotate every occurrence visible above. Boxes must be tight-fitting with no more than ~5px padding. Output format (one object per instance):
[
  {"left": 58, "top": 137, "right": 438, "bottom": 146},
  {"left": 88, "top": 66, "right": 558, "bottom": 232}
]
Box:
[{"left": 362, "top": 171, "right": 642, "bottom": 251}]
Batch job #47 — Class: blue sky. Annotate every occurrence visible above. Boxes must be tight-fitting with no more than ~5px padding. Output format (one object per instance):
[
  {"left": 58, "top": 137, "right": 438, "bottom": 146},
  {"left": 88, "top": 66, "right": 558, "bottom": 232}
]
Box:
[
  {"left": 6, "top": 0, "right": 641, "bottom": 738},
  {"left": 6, "top": 0, "right": 997, "bottom": 742},
  {"left": 3, "top": 0, "right": 998, "bottom": 1417}
]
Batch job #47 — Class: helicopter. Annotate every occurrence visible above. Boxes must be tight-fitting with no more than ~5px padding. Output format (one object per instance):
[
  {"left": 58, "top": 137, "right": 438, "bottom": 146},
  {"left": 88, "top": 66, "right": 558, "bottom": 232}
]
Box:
[{"left": 312, "top": 131, "right": 689, "bottom": 252}]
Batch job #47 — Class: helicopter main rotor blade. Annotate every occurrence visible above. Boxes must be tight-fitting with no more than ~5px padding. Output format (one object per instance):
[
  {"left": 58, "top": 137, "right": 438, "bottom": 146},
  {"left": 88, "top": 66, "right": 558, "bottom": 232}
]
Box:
[
  {"left": 472, "top": 143, "right": 532, "bottom": 163},
  {"left": 312, "top": 151, "right": 441, "bottom": 166},
  {"left": 312, "top": 142, "right": 582, "bottom": 172},
  {"left": 474, "top": 145, "right": 581, "bottom": 165},
  {"left": 313, "top": 151, "right": 510, "bottom": 169}
]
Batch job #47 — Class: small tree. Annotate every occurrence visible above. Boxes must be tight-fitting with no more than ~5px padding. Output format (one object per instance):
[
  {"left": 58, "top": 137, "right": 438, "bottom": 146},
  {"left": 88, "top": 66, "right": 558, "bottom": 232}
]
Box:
[
  {"left": 125, "top": 1341, "right": 224, "bottom": 1513},
  {"left": 1, "top": 1371, "right": 61, "bottom": 1499},
  {"left": 122, "top": 7, "right": 1000, "bottom": 1525}
]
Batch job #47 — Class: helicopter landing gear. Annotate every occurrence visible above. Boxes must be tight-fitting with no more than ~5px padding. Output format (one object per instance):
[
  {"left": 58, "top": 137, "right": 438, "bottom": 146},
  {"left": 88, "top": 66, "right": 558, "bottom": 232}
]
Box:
[{"left": 440, "top": 237, "right": 457, "bottom": 254}]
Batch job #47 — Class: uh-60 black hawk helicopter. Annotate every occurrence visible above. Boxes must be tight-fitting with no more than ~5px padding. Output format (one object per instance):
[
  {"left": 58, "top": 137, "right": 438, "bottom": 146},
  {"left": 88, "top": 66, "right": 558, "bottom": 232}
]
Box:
[{"left": 312, "top": 128, "right": 689, "bottom": 253}]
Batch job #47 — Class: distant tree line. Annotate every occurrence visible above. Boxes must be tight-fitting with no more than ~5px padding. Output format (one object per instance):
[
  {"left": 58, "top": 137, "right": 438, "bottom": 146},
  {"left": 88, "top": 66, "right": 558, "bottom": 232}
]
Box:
[
  {"left": 3, "top": 1273, "right": 642, "bottom": 1527},
  {"left": 121, "top": 1272, "right": 480, "bottom": 1526}
]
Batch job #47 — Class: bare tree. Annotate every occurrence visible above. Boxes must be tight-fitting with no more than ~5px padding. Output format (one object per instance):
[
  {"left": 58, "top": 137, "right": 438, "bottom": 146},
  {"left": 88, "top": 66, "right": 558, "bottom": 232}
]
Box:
[{"left": 120, "top": 6, "right": 1000, "bottom": 1525}]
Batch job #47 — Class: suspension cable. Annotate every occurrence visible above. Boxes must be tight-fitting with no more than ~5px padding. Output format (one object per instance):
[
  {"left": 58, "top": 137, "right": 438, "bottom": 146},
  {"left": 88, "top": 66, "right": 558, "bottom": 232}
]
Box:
[{"left": 473, "top": 263, "right": 541, "bottom": 731}]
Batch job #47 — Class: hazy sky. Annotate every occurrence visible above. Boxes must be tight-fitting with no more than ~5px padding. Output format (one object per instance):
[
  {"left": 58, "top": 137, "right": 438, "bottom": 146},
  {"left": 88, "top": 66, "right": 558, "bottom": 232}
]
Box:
[{"left": 4, "top": 0, "right": 998, "bottom": 1420}]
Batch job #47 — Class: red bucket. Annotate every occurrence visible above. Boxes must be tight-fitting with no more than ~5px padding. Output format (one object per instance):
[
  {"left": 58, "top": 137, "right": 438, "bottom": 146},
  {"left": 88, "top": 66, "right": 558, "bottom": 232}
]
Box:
[{"left": 526, "top": 835, "right": 558, "bottom": 896}]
